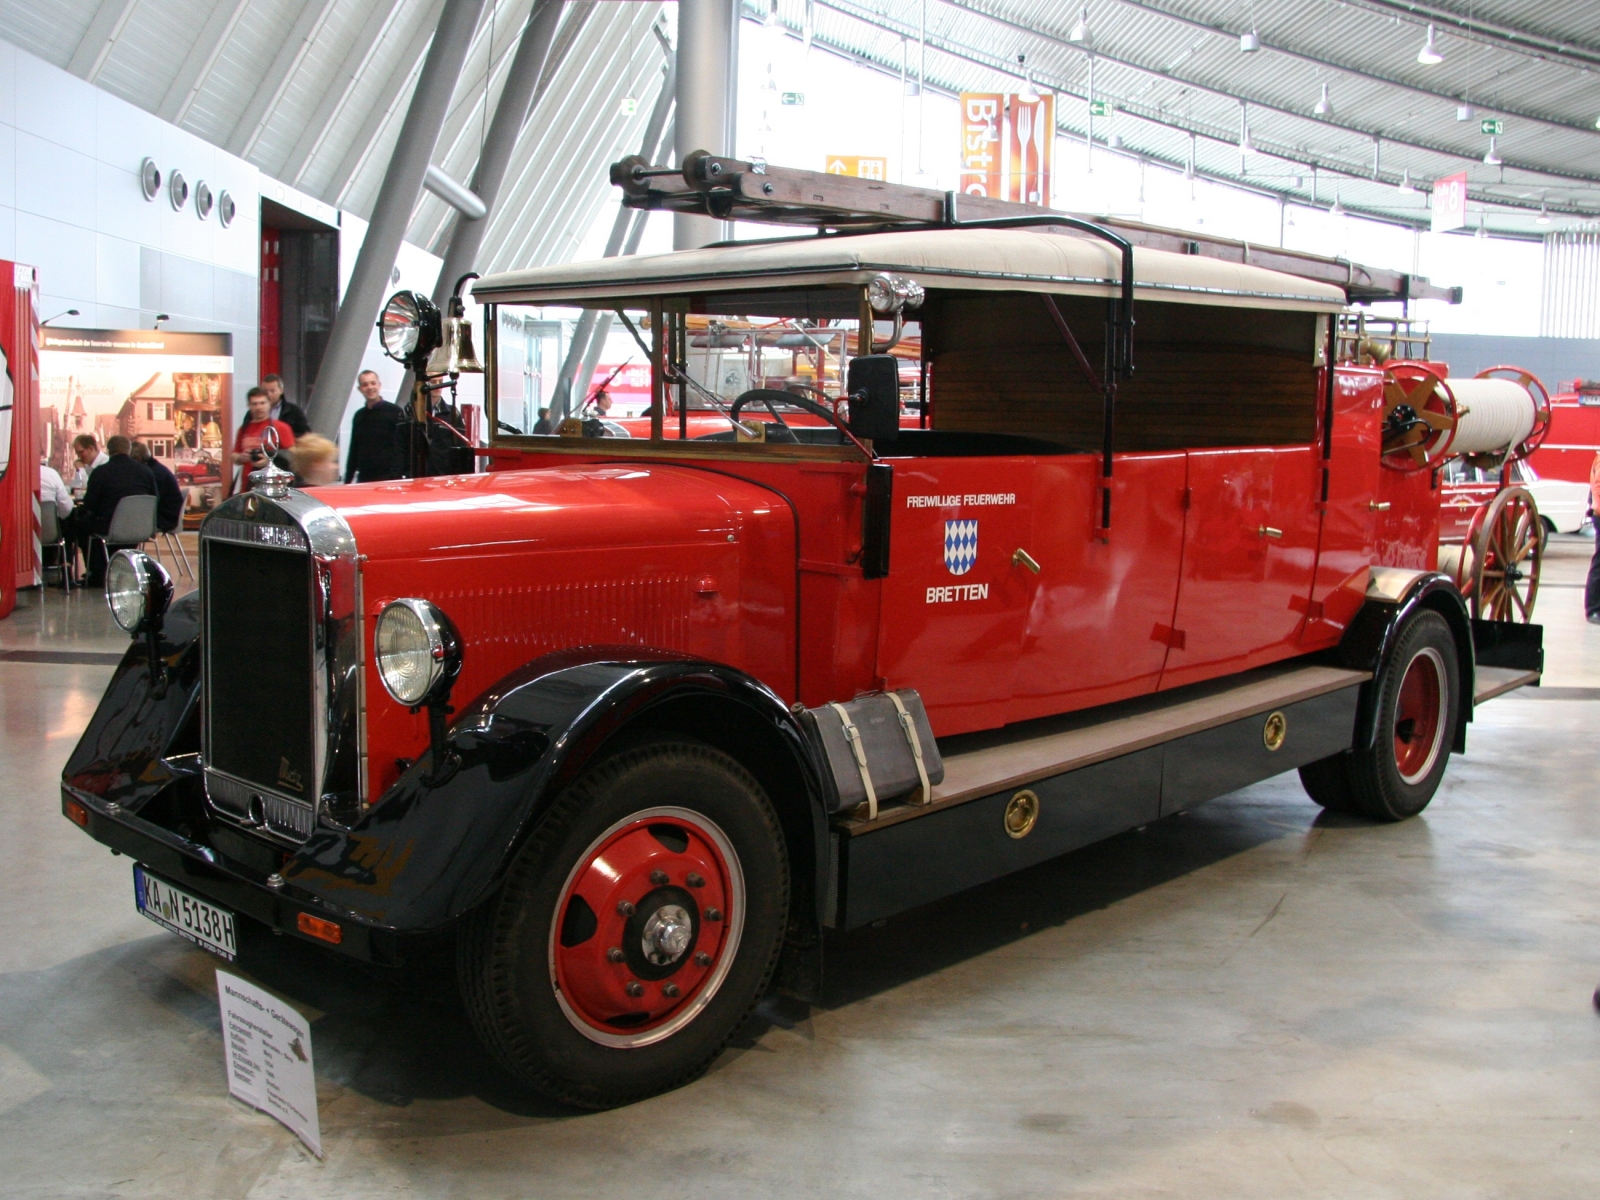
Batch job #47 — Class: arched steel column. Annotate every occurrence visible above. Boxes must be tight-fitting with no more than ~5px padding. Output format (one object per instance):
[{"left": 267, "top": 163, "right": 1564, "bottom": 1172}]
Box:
[
  {"left": 673, "top": 0, "right": 739, "bottom": 250},
  {"left": 305, "top": 0, "right": 488, "bottom": 435}
]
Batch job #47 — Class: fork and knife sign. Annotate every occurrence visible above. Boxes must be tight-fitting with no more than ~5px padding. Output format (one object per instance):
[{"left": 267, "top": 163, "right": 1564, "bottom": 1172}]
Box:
[{"left": 1009, "top": 97, "right": 1049, "bottom": 205}]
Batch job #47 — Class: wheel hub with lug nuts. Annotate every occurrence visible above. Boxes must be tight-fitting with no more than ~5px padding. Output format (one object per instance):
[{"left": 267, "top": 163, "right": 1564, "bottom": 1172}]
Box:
[{"left": 548, "top": 810, "right": 743, "bottom": 1047}]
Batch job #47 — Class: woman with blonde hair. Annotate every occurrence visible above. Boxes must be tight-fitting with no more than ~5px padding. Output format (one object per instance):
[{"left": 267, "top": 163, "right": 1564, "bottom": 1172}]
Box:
[{"left": 287, "top": 433, "right": 340, "bottom": 487}]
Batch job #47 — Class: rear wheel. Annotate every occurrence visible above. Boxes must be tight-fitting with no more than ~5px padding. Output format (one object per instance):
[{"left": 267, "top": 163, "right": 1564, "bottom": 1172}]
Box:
[
  {"left": 458, "top": 741, "right": 788, "bottom": 1109},
  {"left": 1299, "top": 609, "right": 1459, "bottom": 821}
]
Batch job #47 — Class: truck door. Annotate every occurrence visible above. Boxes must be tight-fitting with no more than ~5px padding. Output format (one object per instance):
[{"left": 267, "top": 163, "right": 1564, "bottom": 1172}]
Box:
[
  {"left": 875, "top": 456, "right": 1034, "bottom": 737},
  {"left": 1160, "top": 443, "right": 1322, "bottom": 690},
  {"left": 1304, "top": 366, "right": 1385, "bottom": 641},
  {"left": 1010, "top": 450, "right": 1187, "bottom": 722}
]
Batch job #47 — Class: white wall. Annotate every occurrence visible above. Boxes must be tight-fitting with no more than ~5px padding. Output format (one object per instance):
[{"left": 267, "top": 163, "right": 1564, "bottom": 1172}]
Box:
[{"left": 0, "top": 40, "right": 262, "bottom": 384}]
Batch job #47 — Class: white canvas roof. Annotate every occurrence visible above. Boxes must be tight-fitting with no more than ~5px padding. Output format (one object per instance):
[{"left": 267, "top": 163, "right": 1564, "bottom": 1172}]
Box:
[{"left": 473, "top": 226, "right": 1349, "bottom": 312}]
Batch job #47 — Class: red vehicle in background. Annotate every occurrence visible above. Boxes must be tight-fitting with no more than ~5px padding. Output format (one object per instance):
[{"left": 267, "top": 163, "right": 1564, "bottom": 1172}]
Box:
[
  {"left": 60, "top": 157, "right": 1544, "bottom": 1111},
  {"left": 1527, "top": 380, "right": 1600, "bottom": 484}
]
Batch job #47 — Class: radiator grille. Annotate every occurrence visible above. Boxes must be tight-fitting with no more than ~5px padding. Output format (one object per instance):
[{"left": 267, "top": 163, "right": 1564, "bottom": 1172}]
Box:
[
  {"left": 204, "top": 769, "right": 315, "bottom": 839},
  {"left": 203, "top": 539, "right": 317, "bottom": 837}
]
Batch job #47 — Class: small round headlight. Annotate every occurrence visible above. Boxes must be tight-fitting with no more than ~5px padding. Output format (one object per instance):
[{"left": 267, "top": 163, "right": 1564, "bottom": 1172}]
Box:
[
  {"left": 105, "top": 550, "right": 172, "bottom": 634},
  {"left": 866, "top": 273, "right": 899, "bottom": 315},
  {"left": 375, "top": 598, "right": 458, "bottom": 707}
]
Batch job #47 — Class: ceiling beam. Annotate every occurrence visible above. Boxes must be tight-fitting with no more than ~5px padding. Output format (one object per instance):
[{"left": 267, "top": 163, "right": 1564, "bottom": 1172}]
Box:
[
  {"left": 789, "top": 7, "right": 1596, "bottom": 223},
  {"left": 839, "top": 0, "right": 1600, "bottom": 186},
  {"left": 329, "top": 1, "right": 446, "bottom": 209},
  {"left": 224, "top": 0, "right": 342, "bottom": 162},
  {"left": 156, "top": 0, "right": 252, "bottom": 126},
  {"left": 1340, "top": 0, "right": 1600, "bottom": 72},
  {"left": 1110, "top": 0, "right": 1600, "bottom": 136},
  {"left": 282, "top": 0, "right": 409, "bottom": 186},
  {"left": 66, "top": 0, "right": 139, "bottom": 83}
]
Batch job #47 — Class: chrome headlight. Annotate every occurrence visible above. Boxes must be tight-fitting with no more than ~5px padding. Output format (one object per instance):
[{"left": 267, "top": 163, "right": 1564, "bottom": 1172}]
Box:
[
  {"left": 106, "top": 550, "right": 173, "bottom": 634},
  {"left": 375, "top": 598, "right": 461, "bottom": 708}
]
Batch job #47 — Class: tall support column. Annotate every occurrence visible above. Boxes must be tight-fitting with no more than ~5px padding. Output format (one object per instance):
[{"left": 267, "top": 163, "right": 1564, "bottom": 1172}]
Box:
[
  {"left": 305, "top": 0, "right": 488, "bottom": 435},
  {"left": 550, "top": 63, "right": 676, "bottom": 421},
  {"left": 430, "top": 0, "right": 565, "bottom": 309},
  {"left": 674, "top": 0, "right": 738, "bottom": 250}
]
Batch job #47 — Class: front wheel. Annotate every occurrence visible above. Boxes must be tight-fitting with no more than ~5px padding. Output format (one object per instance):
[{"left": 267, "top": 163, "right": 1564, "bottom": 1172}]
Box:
[
  {"left": 458, "top": 741, "right": 789, "bottom": 1109},
  {"left": 1299, "top": 609, "right": 1459, "bottom": 821}
]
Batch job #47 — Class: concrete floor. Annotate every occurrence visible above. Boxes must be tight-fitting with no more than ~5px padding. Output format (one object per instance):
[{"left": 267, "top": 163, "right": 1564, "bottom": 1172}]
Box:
[{"left": 3, "top": 538, "right": 1597, "bottom": 1198}]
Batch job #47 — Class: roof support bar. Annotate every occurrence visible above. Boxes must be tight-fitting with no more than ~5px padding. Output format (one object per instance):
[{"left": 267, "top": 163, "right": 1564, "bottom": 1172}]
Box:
[
  {"left": 428, "top": 0, "right": 566, "bottom": 312},
  {"left": 304, "top": 0, "right": 488, "bottom": 437}
]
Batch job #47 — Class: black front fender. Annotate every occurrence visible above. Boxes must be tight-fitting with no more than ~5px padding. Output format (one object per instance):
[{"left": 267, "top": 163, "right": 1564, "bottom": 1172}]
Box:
[{"left": 282, "top": 648, "right": 834, "bottom": 935}]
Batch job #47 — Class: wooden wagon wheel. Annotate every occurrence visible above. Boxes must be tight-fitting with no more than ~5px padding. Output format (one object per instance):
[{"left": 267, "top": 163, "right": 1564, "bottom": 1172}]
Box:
[
  {"left": 1469, "top": 485, "right": 1542, "bottom": 622},
  {"left": 1474, "top": 365, "right": 1552, "bottom": 460},
  {"left": 1381, "top": 362, "right": 1459, "bottom": 472}
]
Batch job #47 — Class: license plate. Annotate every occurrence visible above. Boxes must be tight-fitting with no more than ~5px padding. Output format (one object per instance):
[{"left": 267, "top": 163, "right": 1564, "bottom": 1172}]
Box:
[{"left": 134, "top": 865, "right": 237, "bottom": 960}]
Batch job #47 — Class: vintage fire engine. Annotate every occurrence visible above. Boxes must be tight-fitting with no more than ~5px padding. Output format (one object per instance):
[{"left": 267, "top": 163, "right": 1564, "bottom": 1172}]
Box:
[{"left": 62, "top": 156, "right": 1544, "bottom": 1109}]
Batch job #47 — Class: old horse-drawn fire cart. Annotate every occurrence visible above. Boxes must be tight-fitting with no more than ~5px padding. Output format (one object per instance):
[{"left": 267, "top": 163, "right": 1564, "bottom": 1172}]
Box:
[{"left": 61, "top": 155, "right": 1542, "bottom": 1109}]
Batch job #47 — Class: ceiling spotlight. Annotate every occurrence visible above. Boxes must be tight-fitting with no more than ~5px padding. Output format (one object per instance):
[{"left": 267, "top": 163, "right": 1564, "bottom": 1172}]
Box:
[
  {"left": 1484, "top": 136, "right": 1502, "bottom": 166},
  {"left": 1330, "top": 192, "right": 1345, "bottom": 217},
  {"left": 1017, "top": 54, "right": 1041, "bottom": 104},
  {"left": 1238, "top": 102, "right": 1255, "bottom": 155},
  {"left": 1536, "top": 201, "right": 1551, "bottom": 225},
  {"left": 1314, "top": 83, "right": 1332, "bottom": 117},
  {"left": 1456, "top": 102, "right": 1474, "bottom": 121},
  {"left": 1417, "top": 23, "right": 1443, "bottom": 65},
  {"left": 1240, "top": 28, "right": 1260, "bottom": 52},
  {"left": 1068, "top": 6, "right": 1089, "bottom": 44},
  {"left": 1594, "top": 113, "right": 1600, "bottom": 131},
  {"left": 1398, "top": 169, "right": 1416, "bottom": 194},
  {"left": 1108, "top": 132, "right": 1124, "bottom": 149}
]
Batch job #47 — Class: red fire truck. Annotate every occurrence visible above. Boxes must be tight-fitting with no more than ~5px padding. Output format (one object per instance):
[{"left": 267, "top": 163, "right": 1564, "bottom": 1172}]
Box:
[{"left": 60, "top": 158, "right": 1542, "bottom": 1109}]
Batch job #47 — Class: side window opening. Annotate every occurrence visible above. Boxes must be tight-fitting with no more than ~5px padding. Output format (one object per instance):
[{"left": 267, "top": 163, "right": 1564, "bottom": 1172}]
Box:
[{"left": 922, "top": 291, "right": 1321, "bottom": 451}]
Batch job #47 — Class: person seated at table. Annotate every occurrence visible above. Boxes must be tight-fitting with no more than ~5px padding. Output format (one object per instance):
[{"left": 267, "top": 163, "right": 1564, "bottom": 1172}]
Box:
[
  {"left": 77, "top": 435, "right": 156, "bottom": 587},
  {"left": 68, "top": 434, "right": 107, "bottom": 492},
  {"left": 286, "top": 434, "right": 339, "bottom": 487},
  {"left": 231, "top": 386, "right": 296, "bottom": 494},
  {"left": 130, "top": 441, "right": 184, "bottom": 533}
]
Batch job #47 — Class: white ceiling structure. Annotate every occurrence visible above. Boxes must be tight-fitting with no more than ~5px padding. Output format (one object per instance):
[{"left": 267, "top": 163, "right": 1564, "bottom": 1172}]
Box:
[
  {"left": 0, "top": 0, "right": 1596, "bottom": 271},
  {"left": 780, "top": 0, "right": 1600, "bottom": 238},
  {"left": 0, "top": 0, "right": 670, "bottom": 274}
]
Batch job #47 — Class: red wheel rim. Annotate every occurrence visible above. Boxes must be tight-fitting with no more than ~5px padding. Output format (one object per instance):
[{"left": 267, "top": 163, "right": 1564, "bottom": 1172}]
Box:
[
  {"left": 1393, "top": 647, "right": 1446, "bottom": 785},
  {"left": 548, "top": 807, "right": 744, "bottom": 1048}
]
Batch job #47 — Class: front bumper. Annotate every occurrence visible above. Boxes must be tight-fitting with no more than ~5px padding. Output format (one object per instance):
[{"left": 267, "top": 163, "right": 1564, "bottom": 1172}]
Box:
[{"left": 62, "top": 782, "right": 403, "bottom": 965}]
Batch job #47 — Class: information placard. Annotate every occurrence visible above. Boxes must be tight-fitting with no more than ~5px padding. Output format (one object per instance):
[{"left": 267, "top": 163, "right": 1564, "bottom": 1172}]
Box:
[{"left": 216, "top": 970, "right": 322, "bottom": 1157}]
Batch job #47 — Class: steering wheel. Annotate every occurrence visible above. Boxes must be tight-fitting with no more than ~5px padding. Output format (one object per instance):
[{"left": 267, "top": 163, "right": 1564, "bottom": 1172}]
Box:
[{"left": 730, "top": 389, "right": 848, "bottom": 443}]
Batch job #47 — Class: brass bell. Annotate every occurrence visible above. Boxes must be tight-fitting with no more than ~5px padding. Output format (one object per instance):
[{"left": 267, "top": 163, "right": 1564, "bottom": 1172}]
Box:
[{"left": 424, "top": 287, "right": 485, "bottom": 376}]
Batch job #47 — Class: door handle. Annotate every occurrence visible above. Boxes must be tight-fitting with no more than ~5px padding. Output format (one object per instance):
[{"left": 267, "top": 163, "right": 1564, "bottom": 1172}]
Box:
[
  {"left": 1258, "top": 525, "right": 1284, "bottom": 539},
  {"left": 1011, "top": 547, "right": 1042, "bottom": 574},
  {"left": 1368, "top": 501, "right": 1392, "bottom": 511}
]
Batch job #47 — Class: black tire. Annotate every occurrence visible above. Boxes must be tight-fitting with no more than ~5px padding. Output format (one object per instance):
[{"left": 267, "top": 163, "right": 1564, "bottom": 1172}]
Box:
[
  {"left": 1299, "top": 609, "right": 1459, "bottom": 822},
  {"left": 457, "top": 740, "right": 789, "bottom": 1109}
]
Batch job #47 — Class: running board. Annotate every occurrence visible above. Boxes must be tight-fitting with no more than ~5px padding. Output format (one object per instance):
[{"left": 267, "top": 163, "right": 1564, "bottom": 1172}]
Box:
[
  {"left": 837, "top": 663, "right": 1369, "bottom": 835},
  {"left": 826, "top": 662, "right": 1369, "bottom": 930},
  {"left": 1474, "top": 666, "right": 1540, "bottom": 704}
]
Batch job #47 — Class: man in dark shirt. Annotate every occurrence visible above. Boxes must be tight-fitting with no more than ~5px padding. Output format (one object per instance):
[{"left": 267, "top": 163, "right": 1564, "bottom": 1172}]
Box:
[
  {"left": 345, "top": 370, "right": 405, "bottom": 483},
  {"left": 78, "top": 435, "right": 156, "bottom": 586},
  {"left": 263, "top": 374, "right": 311, "bottom": 437},
  {"left": 130, "top": 441, "right": 185, "bottom": 531}
]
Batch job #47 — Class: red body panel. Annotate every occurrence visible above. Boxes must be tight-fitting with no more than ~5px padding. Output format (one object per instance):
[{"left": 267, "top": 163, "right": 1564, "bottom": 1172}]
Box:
[
  {"left": 1013, "top": 452, "right": 1186, "bottom": 719},
  {"left": 1527, "top": 394, "right": 1600, "bottom": 484},
  {"left": 1304, "top": 365, "right": 1383, "bottom": 641},
  {"left": 0, "top": 262, "right": 39, "bottom": 617},
  {"left": 323, "top": 465, "right": 797, "bottom": 801},
  {"left": 1160, "top": 445, "right": 1321, "bottom": 689},
  {"left": 874, "top": 455, "right": 1033, "bottom": 733}
]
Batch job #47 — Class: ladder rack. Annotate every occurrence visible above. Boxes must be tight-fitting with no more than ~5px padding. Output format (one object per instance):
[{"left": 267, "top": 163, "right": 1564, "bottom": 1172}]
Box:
[{"left": 610, "top": 151, "right": 1461, "bottom": 307}]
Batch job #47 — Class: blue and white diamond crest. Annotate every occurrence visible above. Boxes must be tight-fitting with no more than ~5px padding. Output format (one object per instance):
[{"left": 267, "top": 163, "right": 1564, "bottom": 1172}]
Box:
[{"left": 943, "top": 519, "right": 978, "bottom": 576}]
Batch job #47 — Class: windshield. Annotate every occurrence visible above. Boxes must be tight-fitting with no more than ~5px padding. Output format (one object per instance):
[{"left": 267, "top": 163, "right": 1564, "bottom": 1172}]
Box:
[{"left": 487, "top": 286, "right": 922, "bottom": 455}]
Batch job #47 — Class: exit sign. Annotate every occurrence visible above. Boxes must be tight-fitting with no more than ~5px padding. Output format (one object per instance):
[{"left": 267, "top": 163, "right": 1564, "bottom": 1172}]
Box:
[
  {"left": 781, "top": 92, "right": 805, "bottom": 106},
  {"left": 1089, "top": 99, "right": 1112, "bottom": 117},
  {"left": 1480, "top": 117, "right": 1504, "bottom": 135}
]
